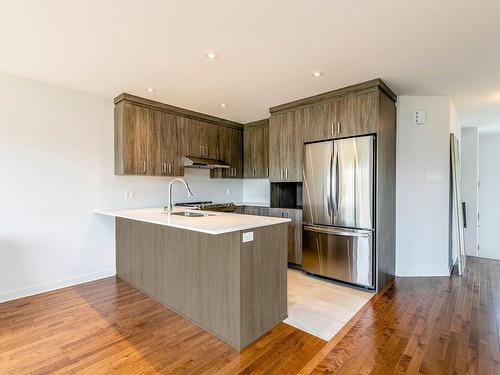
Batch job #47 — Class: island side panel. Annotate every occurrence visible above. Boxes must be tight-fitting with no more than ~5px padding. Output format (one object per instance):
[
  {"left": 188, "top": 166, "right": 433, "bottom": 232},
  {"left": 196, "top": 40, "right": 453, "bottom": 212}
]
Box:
[
  {"left": 116, "top": 218, "right": 242, "bottom": 347},
  {"left": 239, "top": 223, "right": 288, "bottom": 348}
]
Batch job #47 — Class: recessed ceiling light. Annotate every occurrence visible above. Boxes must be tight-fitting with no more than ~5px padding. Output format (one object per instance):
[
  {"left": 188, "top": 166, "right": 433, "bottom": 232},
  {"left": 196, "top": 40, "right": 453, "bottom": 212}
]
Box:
[
  {"left": 490, "top": 92, "right": 500, "bottom": 101},
  {"left": 206, "top": 52, "right": 218, "bottom": 60},
  {"left": 145, "top": 87, "right": 156, "bottom": 92},
  {"left": 220, "top": 103, "right": 228, "bottom": 108},
  {"left": 312, "top": 71, "right": 323, "bottom": 77}
]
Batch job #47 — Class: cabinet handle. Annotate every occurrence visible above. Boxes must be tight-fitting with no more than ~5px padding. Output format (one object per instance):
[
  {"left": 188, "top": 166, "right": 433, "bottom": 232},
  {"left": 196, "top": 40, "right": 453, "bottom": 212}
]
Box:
[
  {"left": 331, "top": 123, "right": 334, "bottom": 135},
  {"left": 337, "top": 122, "right": 341, "bottom": 135},
  {"left": 266, "top": 167, "right": 269, "bottom": 177},
  {"left": 204, "top": 146, "right": 208, "bottom": 156},
  {"left": 161, "top": 162, "right": 166, "bottom": 174},
  {"left": 285, "top": 168, "right": 288, "bottom": 180},
  {"left": 253, "top": 168, "right": 256, "bottom": 177},
  {"left": 142, "top": 161, "right": 146, "bottom": 174},
  {"left": 280, "top": 169, "right": 283, "bottom": 180}
]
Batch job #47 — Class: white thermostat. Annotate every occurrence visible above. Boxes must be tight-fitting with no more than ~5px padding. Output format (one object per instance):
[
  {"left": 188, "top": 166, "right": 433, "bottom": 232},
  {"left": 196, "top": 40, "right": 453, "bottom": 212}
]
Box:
[{"left": 415, "top": 109, "right": 426, "bottom": 125}]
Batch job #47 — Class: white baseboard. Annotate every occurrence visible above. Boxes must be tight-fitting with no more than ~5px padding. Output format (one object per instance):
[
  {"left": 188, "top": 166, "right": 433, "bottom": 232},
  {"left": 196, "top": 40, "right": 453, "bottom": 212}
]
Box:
[
  {"left": 396, "top": 267, "right": 451, "bottom": 277},
  {"left": 0, "top": 269, "right": 116, "bottom": 304}
]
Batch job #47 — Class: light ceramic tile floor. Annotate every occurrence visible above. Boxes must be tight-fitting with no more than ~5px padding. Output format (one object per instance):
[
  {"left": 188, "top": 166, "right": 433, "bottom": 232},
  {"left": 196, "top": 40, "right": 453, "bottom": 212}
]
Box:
[{"left": 284, "top": 269, "right": 373, "bottom": 340}]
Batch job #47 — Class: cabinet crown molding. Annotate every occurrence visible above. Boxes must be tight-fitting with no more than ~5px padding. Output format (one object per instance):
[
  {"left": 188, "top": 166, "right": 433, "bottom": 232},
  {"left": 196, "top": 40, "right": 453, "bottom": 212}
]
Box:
[
  {"left": 243, "top": 118, "right": 269, "bottom": 129},
  {"left": 269, "top": 78, "right": 397, "bottom": 114},
  {"left": 114, "top": 93, "right": 243, "bottom": 129}
]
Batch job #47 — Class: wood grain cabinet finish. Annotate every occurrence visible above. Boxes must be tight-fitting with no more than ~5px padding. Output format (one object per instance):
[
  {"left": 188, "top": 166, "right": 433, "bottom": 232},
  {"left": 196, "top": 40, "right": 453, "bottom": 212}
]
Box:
[
  {"left": 269, "top": 208, "right": 303, "bottom": 266},
  {"left": 240, "top": 206, "right": 303, "bottom": 266},
  {"left": 115, "top": 101, "right": 149, "bottom": 175},
  {"left": 114, "top": 93, "right": 243, "bottom": 178},
  {"left": 211, "top": 126, "right": 243, "bottom": 179},
  {"left": 339, "top": 91, "right": 378, "bottom": 137},
  {"left": 269, "top": 79, "right": 397, "bottom": 291},
  {"left": 148, "top": 109, "right": 182, "bottom": 176},
  {"left": 269, "top": 110, "right": 304, "bottom": 182},
  {"left": 116, "top": 218, "right": 288, "bottom": 350},
  {"left": 183, "top": 118, "right": 220, "bottom": 159},
  {"left": 303, "top": 91, "right": 377, "bottom": 141},
  {"left": 243, "top": 120, "right": 269, "bottom": 178}
]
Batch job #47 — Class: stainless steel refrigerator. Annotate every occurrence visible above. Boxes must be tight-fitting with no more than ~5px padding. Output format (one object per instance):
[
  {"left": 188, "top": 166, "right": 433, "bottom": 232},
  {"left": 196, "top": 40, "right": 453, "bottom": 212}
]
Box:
[{"left": 302, "top": 135, "right": 375, "bottom": 289}]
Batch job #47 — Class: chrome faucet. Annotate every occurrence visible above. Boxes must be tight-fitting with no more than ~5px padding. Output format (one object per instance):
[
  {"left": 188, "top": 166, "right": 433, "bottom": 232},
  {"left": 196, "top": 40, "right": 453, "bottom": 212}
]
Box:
[{"left": 165, "top": 178, "right": 194, "bottom": 214}]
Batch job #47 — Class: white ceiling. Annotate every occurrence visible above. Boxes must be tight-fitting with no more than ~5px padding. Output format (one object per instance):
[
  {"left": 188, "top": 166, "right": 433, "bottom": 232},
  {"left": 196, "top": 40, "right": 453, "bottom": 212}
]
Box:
[{"left": 1, "top": 0, "right": 499, "bottom": 126}]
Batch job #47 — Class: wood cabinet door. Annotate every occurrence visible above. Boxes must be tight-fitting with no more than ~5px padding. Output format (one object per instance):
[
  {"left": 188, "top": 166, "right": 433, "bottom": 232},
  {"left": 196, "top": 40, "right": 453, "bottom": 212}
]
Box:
[
  {"left": 148, "top": 110, "right": 182, "bottom": 176},
  {"left": 211, "top": 127, "right": 242, "bottom": 179},
  {"left": 185, "top": 118, "right": 206, "bottom": 158},
  {"left": 287, "top": 109, "right": 305, "bottom": 182},
  {"left": 268, "top": 208, "right": 303, "bottom": 265},
  {"left": 304, "top": 102, "right": 331, "bottom": 142},
  {"left": 243, "top": 125, "right": 269, "bottom": 178},
  {"left": 268, "top": 114, "right": 283, "bottom": 182},
  {"left": 269, "top": 110, "right": 303, "bottom": 182},
  {"left": 227, "top": 128, "right": 243, "bottom": 178},
  {"left": 338, "top": 91, "right": 378, "bottom": 137},
  {"left": 121, "top": 102, "right": 149, "bottom": 175},
  {"left": 243, "top": 127, "right": 255, "bottom": 178},
  {"left": 259, "top": 125, "right": 269, "bottom": 178}
]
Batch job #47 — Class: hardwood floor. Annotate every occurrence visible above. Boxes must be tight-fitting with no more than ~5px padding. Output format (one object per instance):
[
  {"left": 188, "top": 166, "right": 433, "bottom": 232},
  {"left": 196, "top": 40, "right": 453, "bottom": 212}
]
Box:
[{"left": 1, "top": 256, "right": 499, "bottom": 374}]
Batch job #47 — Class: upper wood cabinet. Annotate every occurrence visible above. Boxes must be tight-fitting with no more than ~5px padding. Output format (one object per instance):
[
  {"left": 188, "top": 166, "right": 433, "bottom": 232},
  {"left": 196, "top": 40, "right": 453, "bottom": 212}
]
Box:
[
  {"left": 269, "top": 109, "right": 304, "bottom": 182},
  {"left": 114, "top": 93, "right": 243, "bottom": 178},
  {"left": 212, "top": 126, "right": 243, "bottom": 178},
  {"left": 338, "top": 91, "right": 378, "bottom": 137},
  {"left": 183, "top": 118, "right": 221, "bottom": 159},
  {"left": 148, "top": 109, "right": 183, "bottom": 176},
  {"left": 303, "top": 91, "right": 378, "bottom": 142},
  {"left": 115, "top": 101, "right": 149, "bottom": 175},
  {"left": 243, "top": 120, "right": 269, "bottom": 179}
]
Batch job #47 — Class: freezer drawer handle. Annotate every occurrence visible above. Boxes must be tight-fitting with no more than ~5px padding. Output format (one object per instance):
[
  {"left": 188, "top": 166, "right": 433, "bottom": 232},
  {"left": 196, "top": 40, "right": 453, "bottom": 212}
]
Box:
[{"left": 303, "top": 225, "right": 371, "bottom": 238}]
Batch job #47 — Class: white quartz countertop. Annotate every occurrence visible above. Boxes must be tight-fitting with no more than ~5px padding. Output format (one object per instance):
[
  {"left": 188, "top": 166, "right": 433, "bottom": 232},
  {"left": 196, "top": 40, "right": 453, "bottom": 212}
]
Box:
[{"left": 95, "top": 207, "right": 290, "bottom": 235}]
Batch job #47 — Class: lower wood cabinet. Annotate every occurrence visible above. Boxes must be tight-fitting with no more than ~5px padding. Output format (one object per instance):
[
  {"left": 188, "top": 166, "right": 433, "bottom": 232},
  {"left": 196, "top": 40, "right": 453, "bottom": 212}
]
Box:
[
  {"left": 237, "top": 206, "right": 303, "bottom": 266},
  {"left": 270, "top": 208, "right": 303, "bottom": 267}
]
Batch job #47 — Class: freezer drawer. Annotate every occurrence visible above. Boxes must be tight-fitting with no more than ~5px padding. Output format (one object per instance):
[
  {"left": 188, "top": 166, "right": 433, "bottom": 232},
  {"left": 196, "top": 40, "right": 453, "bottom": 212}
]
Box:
[{"left": 302, "top": 225, "right": 374, "bottom": 288}]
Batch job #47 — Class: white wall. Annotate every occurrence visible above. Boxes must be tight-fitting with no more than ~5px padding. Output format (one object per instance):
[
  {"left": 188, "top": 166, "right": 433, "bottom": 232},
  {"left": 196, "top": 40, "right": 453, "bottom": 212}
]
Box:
[
  {"left": 242, "top": 179, "right": 270, "bottom": 205},
  {"left": 460, "top": 127, "right": 479, "bottom": 256},
  {"left": 0, "top": 72, "right": 243, "bottom": 303},
  {"left": 478, "top": 132, "right": 500, "bottom": 260},
  {"left": 396, "top": 96, "right": 456, "bottom": 276}
]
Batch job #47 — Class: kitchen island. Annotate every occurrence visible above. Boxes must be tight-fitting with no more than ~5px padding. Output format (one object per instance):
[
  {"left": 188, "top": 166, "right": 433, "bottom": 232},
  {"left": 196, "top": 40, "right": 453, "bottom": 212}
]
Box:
[{"left": 96, "top": 207, "right": 290, "bottom": 350}]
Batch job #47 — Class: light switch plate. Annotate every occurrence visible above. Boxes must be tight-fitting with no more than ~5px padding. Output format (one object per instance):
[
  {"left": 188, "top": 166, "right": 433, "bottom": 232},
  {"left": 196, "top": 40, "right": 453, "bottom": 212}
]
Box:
[
  {"left": 124, "top": 191, "right": 135, "bottom": 200},
  {"left": 426, "top": 172, "right": 443, "bottom": 182},
  {"left": 415, "top": 109, "right": 426, "bottom": 125},
  {"left": 242, "top": 231, "right": 254, "bottom": 243}
]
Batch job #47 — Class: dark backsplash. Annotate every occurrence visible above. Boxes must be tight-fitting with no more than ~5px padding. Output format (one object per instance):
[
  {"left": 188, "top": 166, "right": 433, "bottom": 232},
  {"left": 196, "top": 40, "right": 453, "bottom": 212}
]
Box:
[{"left": 270, "top": 183, "right": 302, "bottom": 209}]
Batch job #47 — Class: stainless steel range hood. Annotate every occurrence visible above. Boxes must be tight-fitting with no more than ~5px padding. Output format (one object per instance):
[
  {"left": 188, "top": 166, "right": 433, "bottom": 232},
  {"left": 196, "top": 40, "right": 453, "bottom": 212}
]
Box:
[{"left": 184, "top": 156, "right": 230, "bottom": 169}]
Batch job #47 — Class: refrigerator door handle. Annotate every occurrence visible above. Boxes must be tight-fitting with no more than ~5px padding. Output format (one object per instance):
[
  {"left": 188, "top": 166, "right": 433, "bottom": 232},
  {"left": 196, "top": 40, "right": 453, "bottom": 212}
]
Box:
[
  {"left": 326, "top": 147, "right": 333, "bottom": 218},
  {"left": 332, "top": 145, "right": 339, "bottom": 217},
  {"left": 303, "top": 225, "right": 371, "bottom": 238}
]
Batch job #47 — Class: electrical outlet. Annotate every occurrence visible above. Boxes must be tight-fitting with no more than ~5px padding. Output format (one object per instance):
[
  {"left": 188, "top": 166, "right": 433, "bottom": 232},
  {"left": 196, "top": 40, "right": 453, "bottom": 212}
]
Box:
[
  {"left": 242, "top": 232, "right": 254, "bottom": 243},
  {"left": 124, "top": 191, "right": 135, "bottom": 200}
]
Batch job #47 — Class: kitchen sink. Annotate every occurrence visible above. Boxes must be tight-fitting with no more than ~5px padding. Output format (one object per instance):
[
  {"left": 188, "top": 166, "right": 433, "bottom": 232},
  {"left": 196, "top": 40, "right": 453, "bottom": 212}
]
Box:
[{"left": 167, "top": 211, "right": 215, "bottom": 217}]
